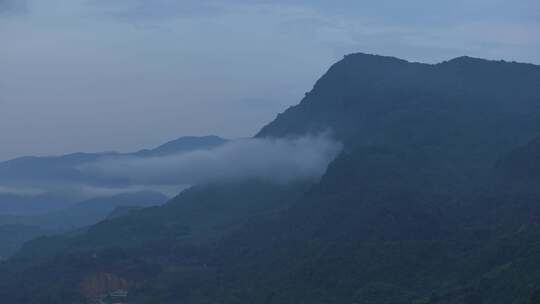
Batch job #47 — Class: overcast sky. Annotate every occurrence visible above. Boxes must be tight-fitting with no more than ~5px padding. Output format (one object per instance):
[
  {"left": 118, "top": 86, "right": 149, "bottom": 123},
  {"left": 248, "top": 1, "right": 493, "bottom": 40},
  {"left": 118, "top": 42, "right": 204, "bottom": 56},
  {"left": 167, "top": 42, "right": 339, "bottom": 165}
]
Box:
[{"left": 1, "top": 0, "right": 539, "bottom": 160}]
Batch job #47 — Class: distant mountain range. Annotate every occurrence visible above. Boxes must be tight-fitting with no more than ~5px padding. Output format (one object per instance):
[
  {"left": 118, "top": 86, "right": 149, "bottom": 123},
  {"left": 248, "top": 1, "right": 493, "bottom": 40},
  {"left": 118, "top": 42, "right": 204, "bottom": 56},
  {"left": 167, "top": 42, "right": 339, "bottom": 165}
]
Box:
[
  {"left": 1, "top": 53, "right": 540, "bottom": 304},
  {"left": 0, "top": 191, "right": 167, "bottom": 258},
  {"left": 0, "top": 136, "right": 226, "bottom": 257},
  {"left": 0, "top": 135, "right": 228, "bottom": 188},
  {"left": 0, "top": 135, "right": 228, "bottom": 215},
  {"left": 133, "top": 135, "right": 228, "bottom": 157}
]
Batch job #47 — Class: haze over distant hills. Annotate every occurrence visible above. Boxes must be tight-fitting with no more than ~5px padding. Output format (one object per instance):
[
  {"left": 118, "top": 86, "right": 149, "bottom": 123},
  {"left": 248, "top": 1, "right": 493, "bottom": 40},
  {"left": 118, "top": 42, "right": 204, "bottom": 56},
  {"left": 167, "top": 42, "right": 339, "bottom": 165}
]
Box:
[
  {"left": 1, "top": 53, "right": 540, "bottom": 303},
  {"left": 0, "top": 191, "right": 168, "bottom": 258},
  {"left": 0, "top": 135, "right": 228, "bottom": 188},
  {"left": 0, "top": 136, "right": 226, "bottom": 257},
  {"left": 0, "top": 135, "right": 228, "bottom": 215}
]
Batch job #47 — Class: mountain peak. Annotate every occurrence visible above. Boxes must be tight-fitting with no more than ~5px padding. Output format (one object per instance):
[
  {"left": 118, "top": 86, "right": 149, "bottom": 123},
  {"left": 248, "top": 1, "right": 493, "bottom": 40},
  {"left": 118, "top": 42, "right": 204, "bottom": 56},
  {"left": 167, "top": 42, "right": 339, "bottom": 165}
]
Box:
[
  {"left": 336, "top": 52, "right": 413, "bottom": 70},
  {"left": 343, "top": 52, "right": 411, "bottom": 63},
  {"left": 440, "top": 55, "right": 540, "bottom": 68},
  {"left": 135, "top": 135, "right": 228, "bottom": 157},
  {"left": 257, "top": 53, "right": 540, "bottom": 171},
  {"left": 445, "top": 55, "right": 484, "bottom": 63}
]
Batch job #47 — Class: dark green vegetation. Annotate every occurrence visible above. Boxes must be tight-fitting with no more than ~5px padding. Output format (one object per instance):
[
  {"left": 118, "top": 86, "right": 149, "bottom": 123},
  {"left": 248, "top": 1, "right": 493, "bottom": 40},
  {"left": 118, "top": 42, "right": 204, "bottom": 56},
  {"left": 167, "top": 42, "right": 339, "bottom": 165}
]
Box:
[{"left": 1, "top": 53, "right": 540, "bottom": 303}]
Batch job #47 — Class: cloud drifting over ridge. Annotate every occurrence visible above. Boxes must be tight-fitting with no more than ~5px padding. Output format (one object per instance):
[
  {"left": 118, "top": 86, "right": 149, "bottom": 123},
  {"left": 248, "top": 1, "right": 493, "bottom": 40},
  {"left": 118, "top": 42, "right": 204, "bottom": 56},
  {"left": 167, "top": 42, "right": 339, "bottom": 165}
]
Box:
[{"left": 79, "top": 134, "right": 342, "bottom": 186}]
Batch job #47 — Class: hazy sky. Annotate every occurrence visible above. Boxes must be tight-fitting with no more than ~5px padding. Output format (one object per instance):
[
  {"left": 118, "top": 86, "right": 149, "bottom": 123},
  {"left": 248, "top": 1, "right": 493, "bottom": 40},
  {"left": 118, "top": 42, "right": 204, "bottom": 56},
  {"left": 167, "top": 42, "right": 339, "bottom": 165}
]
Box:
[{"left": 1, "top": 0, "right": 539, "bottom": 160}]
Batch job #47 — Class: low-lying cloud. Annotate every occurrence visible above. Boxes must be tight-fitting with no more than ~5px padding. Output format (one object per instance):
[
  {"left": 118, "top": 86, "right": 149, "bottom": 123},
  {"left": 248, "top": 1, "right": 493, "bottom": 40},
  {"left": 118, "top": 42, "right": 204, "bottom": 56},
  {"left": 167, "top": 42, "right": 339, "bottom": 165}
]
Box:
[
  {"left": 80, "top": 134, "right": 342, "bottom": 186},
  {"left": 77, "top": 184, "right": 188, "bottom": 198},
  {"left": 0, "top": 185, "right": 44, "bottom": 196}
]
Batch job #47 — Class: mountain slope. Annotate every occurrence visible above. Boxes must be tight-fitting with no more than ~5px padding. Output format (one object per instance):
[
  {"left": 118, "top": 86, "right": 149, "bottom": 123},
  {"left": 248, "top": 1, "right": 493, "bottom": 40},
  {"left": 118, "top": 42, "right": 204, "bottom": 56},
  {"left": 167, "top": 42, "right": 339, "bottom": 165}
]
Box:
[
  {"left": 1, "top": 54, "right": 540, "bottom": 304},
  {"left": 0, "top": 135, "right": 227, "bottom": 216},
  {"left": 496, "top": 136, "right": 540, "bottom": 186},
  {"left": 0, "top": 191, "right": 167, "bottom": 258},
  {"left": 258, "top": 53, "right": 540, "bottom": 175},
  {"left": 0, "top": 181, "right": 311, "bottom": 304},
  {"left": 0, "top": 135, "right": 228, "bottom": 188},
  {"left": 39, "top": 191, "right": 168, "bottom": 231},
  {"left": 15, "top": 181, "right": 310, "bottom": 258},
  {"left": 134, "top": 135, "right": 228, "bottom": 157}
]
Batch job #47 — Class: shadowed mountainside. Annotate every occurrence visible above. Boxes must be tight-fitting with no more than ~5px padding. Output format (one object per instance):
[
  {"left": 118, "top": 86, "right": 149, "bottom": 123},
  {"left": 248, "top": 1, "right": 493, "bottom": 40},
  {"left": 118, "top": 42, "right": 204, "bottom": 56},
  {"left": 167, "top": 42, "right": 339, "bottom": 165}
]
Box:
[{"left": 0, "top": 191, "right": 167, "bottom": 258}]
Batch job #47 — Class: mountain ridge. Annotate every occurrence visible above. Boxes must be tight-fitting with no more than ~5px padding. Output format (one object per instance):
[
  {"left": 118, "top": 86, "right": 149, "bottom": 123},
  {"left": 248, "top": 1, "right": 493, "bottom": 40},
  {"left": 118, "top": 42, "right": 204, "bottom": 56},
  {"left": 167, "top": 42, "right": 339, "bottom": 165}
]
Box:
[
  {"left": 1, "top": 135, "right": 228, "bottom": 164},
  {"left": 2, "top": 53, "right": 540, "bottom": 303},
  {"left": 0, "top": 135, "right": 228, "bottom": 216}
]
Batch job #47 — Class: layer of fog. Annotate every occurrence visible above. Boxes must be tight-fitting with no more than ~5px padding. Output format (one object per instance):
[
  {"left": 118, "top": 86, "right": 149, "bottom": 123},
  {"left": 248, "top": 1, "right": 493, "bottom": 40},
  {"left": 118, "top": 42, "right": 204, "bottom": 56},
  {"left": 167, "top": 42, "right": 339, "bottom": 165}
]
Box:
[
  {"left": 0, "top": 186, "right": 44, "bottom": 196},
  {"left": 0, "top": 135, "right": 341, "bottom": 216},
  {"left": 0, "top": 183, "right": 186, "bottom": 199},
  {"left": 77, "top": 184, "right": 188, "bottom": 198},
  {"left": 79, "top": 134, "right": 342, "bottom": 186}
]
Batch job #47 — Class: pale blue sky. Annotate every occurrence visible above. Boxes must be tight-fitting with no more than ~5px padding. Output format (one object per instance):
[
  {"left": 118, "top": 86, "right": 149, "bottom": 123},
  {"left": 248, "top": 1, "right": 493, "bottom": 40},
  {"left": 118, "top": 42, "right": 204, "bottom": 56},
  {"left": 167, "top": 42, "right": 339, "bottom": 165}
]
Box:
[{"left": 1, "top": 0, "right": 539, "bottom": 160}]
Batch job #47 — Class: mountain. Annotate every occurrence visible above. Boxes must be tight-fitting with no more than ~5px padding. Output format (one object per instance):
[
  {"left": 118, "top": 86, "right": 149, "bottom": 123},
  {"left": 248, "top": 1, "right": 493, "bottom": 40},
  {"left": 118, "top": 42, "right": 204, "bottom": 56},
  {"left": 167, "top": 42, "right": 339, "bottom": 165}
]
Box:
[
  {"left": 258, "top": 53, "right": 540, "bottom": 182},
  {"left": 0, "top": 192, "right": 78, "bottom": 215},
  {"left": 0, "top": 135, "right": 227, "bottom": 216},
  {"left": 496, "top": 136, "right": 540, "bottom": 186},
  {"left": 0, "top": 191, "right": 167, "bottom": 258},
  {"left": 0, "top": 152, "right": 115, "bottom": 187},
  {"left": 134, "top": 135, "right": 228, "bottom": 157},
  {"left": 14, "top": 180, "right": 310, "bottom": 258},
  {"left": 1, "top": 54, "right": 540, "bottom": 304},
  {"left": 0, "top": 224, "right": 43, "bottom": 260},
  {"left": 0, "top": 135, "right": 228, "bottom": 186},
  {"left": 0, "top": 136, "right": 224, "bottom": 257},
  {"left": 37, "top": 191, "right": 169, "bottom": 231}
]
